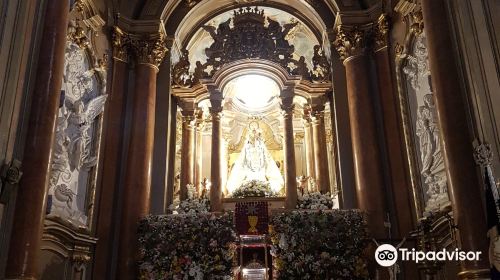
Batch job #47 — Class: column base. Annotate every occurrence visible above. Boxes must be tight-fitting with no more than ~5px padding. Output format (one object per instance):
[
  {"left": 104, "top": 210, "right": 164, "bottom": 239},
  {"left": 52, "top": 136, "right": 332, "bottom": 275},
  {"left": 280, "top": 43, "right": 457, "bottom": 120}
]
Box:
[{"left": 457, "top": 269, "right": 491, "bottom": 279}]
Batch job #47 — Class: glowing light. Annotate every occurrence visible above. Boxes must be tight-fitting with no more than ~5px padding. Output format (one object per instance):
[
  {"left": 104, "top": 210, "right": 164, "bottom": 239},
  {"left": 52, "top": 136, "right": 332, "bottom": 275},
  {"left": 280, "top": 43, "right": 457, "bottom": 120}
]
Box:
[{"left": 232, "top": 75, "right": 279, "bottom": 110}]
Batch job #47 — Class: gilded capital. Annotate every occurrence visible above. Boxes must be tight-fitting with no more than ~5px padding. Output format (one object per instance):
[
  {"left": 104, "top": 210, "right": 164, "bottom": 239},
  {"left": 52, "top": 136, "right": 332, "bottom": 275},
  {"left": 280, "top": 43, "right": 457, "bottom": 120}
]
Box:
[
  {"left": 112, "top": 27, "right": 130, "bottom": 62},
  {"left": 374, "top": 14, "right": 390, "bottom": 51},
  {"left": 333, "top": 25, "right": 369, "bottom": 62},
  {"left": 130, "top": 33, "right": 169, "bottom": 71}
]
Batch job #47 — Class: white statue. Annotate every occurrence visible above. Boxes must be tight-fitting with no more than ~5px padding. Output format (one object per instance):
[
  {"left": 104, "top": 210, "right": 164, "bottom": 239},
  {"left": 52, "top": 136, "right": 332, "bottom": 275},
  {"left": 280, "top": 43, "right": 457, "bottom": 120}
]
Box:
[
  {"left": 416, "top": 94, "right": 447, "bottom": 207},
  {"left": 226, "top": 122, "right": 284, "bottom": 194},
  {"left": 67, "top": 95, "right": 107, "bottom": 171}
]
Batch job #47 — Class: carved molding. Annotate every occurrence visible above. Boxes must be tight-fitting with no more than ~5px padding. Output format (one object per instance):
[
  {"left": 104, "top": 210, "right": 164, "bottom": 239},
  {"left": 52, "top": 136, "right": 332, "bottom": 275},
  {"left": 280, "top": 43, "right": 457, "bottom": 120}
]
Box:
[
  {"left": 48, "top": 34, "right": 108, "bottom": 229},
  {"left": 1, "top": 159, "right": 22, "bottom": 185},
  {"left": 172, "top": 7, "right": 331, "bottom": 88},
  {"left": 473, "top": 142, "right": 493, "bottom": 167},
  {"left": 394, "top": 5, "right": 450, "bottom": 215}
]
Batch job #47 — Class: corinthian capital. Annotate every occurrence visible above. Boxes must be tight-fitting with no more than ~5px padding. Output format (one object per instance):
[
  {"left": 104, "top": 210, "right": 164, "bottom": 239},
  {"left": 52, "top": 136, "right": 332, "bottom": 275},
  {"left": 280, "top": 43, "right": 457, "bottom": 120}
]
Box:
[
  {"left": 333, "top": 25, "right": 370, "bottom": 62},
  {"left": 130, "top": 33, "right": 169, "bottom": 71},
  {"left": 112, "top": 27, "right": 130, "bottom": 62}
]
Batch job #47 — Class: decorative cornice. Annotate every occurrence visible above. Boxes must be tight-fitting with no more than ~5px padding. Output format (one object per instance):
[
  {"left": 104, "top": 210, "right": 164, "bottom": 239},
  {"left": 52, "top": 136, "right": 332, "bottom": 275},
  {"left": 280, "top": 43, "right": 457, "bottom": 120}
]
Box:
[
  {"left": 114, "top": 16, "right": 170, "bottom": 69},
  {"left": 333, "top": 25, "right": 370, "bottom": 63}
]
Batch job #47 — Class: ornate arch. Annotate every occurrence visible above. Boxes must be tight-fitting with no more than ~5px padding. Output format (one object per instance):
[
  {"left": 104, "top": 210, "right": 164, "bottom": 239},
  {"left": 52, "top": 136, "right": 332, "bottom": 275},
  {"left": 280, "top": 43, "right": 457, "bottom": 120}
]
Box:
[
  {"left": 171, "top": 6, "right": 332, "bottom": 91},
  {"left": 172, "top": 59, "right": 331, "bottom": 103}
]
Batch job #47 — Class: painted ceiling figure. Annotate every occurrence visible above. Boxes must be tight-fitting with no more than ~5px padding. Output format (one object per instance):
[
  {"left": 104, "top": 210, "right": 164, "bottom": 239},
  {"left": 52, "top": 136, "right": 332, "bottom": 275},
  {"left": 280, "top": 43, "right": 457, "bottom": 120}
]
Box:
[{"left": 226, "top": 121, "right": 284, "bottom": 194}]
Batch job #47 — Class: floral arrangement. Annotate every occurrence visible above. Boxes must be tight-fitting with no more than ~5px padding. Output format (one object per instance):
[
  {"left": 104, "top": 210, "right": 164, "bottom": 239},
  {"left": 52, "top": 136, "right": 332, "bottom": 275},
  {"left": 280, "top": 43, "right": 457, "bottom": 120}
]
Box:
[
  {"left": 169, "top": 184, "right": 210, "bottom": 214},
  {"left": 230, "top": 180, "right": 277, "bottom": 198},
  {"left": 138, "top": 213, "right": 237, "bottom": 280},
  {"left": 297, "top": 191, "right": 338, "bottom": 210},
  {"left": 270, "top": 210, "right": 369, "bottom": 279}
]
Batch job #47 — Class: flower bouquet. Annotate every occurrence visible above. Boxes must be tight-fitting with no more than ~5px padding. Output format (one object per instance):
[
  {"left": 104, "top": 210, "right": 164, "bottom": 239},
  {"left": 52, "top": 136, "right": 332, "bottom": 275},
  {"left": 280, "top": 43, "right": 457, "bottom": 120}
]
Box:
[
  {"left": 138, "top": 213, "right": 237, "bottom": 280},
  {"left": 230, "top": 180, "right": 277, "bottom": 198},
  {"left": 270, "top": 210, "right": 369, "bottom": 279},
  {"left": 169, "top": 184, "right": 210, "bottom": 214},
  {"left": 296, "top": 191, "right": 338, "bottom": 210}
]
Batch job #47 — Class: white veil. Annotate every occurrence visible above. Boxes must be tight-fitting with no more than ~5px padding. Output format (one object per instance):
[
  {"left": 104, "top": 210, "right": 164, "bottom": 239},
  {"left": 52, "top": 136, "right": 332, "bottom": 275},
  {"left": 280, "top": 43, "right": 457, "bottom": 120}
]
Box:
[{"left": 226, "top": 127, "right": 284, "bottom": 194}]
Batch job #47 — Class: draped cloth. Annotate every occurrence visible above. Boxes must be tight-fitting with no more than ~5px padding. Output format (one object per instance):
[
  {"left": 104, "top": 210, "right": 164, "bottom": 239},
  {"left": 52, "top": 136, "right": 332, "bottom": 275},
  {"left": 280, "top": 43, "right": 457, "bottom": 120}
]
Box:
[{"left": 226, "top": 132, "right": 283, "bottom": 194}]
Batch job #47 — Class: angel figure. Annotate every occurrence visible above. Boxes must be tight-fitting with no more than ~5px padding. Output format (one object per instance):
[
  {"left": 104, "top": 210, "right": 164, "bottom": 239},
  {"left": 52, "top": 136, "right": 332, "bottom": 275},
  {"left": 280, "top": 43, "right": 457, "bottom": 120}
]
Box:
[
  {"left": 312, "top": 45, "right": 331, "bottom": 80},
  {"left": 203, "top": 19, "right": 231, "bottom": 57},
  {"left": 67, "top": 95, "right": 107, "bottom": 171},
  {"left": 172, "top": 49, "right": 192, "bottom": 87}
]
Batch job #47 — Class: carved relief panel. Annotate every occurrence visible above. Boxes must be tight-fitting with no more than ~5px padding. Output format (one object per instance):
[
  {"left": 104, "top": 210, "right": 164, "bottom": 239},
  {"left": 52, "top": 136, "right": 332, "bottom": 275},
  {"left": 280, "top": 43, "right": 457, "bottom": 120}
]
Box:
[
  {"left": 47, "top": 38, "right": 107, "bottom": 227},
  {"left": 40, "top": 1, "right": 109, "bottom": 279},
  {"left": 396, "top": 10, "right": 450, "bottom": 214}
]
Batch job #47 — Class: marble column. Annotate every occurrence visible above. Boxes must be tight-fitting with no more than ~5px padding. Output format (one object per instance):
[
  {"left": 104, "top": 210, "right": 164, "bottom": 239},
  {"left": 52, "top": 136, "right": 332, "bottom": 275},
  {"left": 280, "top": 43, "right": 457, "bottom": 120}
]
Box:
[
  {"left": 334, "top": 26, "right": 388, "bottom": 239},
  {"left": 311, "top": 104, "right": 330, "bottom": 194},
  {"left": 303, "top": 113, "right": 316, "bottom": 191},
  {"left": 194, "top": 112, "right": 204, "bottom": 194},
  {"left": 179, "top": 104, "right": 196, "bottom": 200},
  {"left": 281, "top": 94, "right": 297, "bottom": 209},
  {"left": 210, "top": 93, "right": 223, "bottom": 212},
  {"left": 116, "top": 33, "right": 167, "bottom": 280},
  {"left": 6, "top": 0, "right": 69, "bottom": 278},
  {"left": 93, "top": 27, "right": 130, "bottom": 279},
  {"left": 165, "top": 101, "right": 178, "bottom": 207},
  {"left": 421, "top": 1, "right": 489, "bottom": 277}
]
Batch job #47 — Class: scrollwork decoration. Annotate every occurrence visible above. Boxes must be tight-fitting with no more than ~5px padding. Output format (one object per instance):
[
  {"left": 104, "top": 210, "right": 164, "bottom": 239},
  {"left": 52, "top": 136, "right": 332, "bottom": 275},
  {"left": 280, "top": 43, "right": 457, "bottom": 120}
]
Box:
[{"left": 172, "top": 7, "right": 330, "bottom": 87}]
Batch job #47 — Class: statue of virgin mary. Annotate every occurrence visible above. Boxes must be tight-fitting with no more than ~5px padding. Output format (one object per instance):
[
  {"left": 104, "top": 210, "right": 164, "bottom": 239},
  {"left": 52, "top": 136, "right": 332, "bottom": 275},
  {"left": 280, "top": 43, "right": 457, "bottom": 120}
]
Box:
[{"left": 226, "top": 122, "right": 284, "bottom": 194}]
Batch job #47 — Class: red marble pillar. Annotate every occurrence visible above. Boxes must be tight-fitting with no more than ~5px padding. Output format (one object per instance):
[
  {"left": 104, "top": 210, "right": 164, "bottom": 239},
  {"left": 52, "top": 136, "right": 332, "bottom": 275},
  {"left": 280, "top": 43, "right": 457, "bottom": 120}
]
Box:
[
  {"left": 334, "top": 26, "right": 388, "bottom": 239},
  {"left": 209, "top": 95, "right": 223, "bottom": 211},
  {"left": 421, "top": 0, "right": 490, "bottom": 277},
  {"left": 115, "top": 34, "right": 167, "bottom": 280},
  {"left": 93, "top": 27, "right": 129, "bottom": 279},
  {"left": 179, "top": 108, "right": 196, "bottom": 200},
  {"left": 6, "top": 1, "right": 69, "bottom": 278},
  {"left": 302, "top": 116, "right": 316, "bottom": 191},
  {"left": 194, "top": 118, "right": 204, "bottom": 194},
  {"left": 281, "top": 94, "right": 297, "bottom": 209},
  {"left": 311, "top": 105, "right": 330, "bottom": 194}
]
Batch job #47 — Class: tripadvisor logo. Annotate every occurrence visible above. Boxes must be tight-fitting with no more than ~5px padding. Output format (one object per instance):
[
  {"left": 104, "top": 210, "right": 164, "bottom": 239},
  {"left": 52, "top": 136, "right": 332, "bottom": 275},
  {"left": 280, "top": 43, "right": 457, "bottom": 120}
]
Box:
[
  {"left": 375, "top": 244, "right": 398, "bottom": 267},
  {"left": 374, "top": 244, "right": 482, "bottom": 267}
]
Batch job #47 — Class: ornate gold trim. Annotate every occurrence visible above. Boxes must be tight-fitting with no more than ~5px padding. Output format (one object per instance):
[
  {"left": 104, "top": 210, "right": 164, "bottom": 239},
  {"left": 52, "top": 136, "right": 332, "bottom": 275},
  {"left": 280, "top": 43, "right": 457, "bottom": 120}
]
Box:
[
  {"left": 112, "top": 26, "right": 130, "bottom": 62},
  {"left": 374, "top": 14, "right": 390, "bottom": 52}
]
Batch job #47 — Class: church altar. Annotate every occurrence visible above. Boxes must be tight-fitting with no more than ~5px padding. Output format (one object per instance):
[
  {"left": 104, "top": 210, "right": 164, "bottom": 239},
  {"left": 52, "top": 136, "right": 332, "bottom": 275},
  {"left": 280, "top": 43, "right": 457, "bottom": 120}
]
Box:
[{"left": 138, "top": 209, "right": 368, "bottom": 280}]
